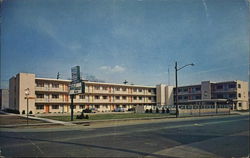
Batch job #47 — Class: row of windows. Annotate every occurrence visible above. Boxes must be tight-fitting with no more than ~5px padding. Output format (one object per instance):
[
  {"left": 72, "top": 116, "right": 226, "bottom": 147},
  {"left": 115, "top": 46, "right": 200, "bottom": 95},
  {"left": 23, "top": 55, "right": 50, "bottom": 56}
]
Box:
[
  {"left": 214, "top": 83, "right": 240, "bottom": 90},
  {"left": 36, "top": 94, "right": 60, "bottom": 99},
  {"left": 94, "top": 96, "right": 153, "bottom": 100},
  {"left": 36, "top": 82, "right": 61, "bottom": 88},
  {"left": 177, "top": 87, "right": 201, "bottom": 93},
  {"left": 177, "top": 105, "right": 230, "bottom": 109},
  {"left": 36, "top": 94, "right": 154, "bottom": 100},
  {"left": 36, "top": 104, "right": 130, "bottom": 110},
  {"left": 93, "top": 86, "right": 155, "bottom": 93},
  {"left": 36, "top": 105, "right": 59, "bottom": 109},
  {"left": 175, "top": 95, "right": 201, "bottom": 100}
]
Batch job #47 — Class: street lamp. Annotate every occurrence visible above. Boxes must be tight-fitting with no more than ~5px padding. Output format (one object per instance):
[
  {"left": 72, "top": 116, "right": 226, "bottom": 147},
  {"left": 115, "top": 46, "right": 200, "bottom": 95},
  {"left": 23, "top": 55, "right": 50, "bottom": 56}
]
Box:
[
  {"left": 25, "top": 88, "right": 30, "bottom": 125},
  {"left": 175, "top": 62, "right": 194, "bottom": 118}
]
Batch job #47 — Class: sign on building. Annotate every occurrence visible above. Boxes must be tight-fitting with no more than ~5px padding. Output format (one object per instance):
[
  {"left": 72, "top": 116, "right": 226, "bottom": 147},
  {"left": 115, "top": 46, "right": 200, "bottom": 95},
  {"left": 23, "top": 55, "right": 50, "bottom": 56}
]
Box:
[
  {"left": 69, "top": 82, "right": 85, "bottom": 95},
  {"left": 70, "top": 66, "right": 84, "bottom": 95},
  {"left": 71, "top": 66, "right": 81, "bottom": 84}
]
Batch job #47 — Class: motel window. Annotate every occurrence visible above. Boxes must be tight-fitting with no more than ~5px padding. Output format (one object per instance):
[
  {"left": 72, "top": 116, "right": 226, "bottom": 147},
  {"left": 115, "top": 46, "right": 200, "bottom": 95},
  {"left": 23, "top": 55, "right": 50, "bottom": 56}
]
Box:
[
  {"left": 239, "top": 103, "right": 242, "bottom": 107},
  {"left": 122, "top": 96, "right": 127, "bottom": 100},
  {"left": 103, "top": 96, "right": 108, "bottom": 99},
  {"left": 36, "top": 105, "right": 44, "bottom": 109},
  {"left": 52, "top": 83, "right": 59, "bottom": 88},
  {"left": 138, "top": 89, "right": 142, "bottom": 92},
  {"left": 184, "top": 96, "right": 188, "bottom": 100},
  {"left": 79, "top": 95, "right": 85, "bottom": 99},
  {"left": 229, "top": 84, "right": 236, "bottom": 88},
  {"left": 36, "top": 94, "right": 44, "bottom": 98},
  {"left": 103, "top": 87, "right": 108, "bottom": 90},
  {"left": 94, "top": 86, "right": 100, "bottom": 90},
  {"left": 148, "top": 97, "right": 151, "bottom": 100},
  {"left": 183, "top": 88, "right": 188, "bottom": 92},
  {"left": 139, "top": 96, "right": 142, "bottom": 100},
  {"left": 133, "top": 89, "right": 137, "bottom": 92},
  {"left": 122, "top": 88, "right": 126, "bottom": 91},
  {"left": 238, "top": 84, "right": 241, "bottom": 89},
  {"left": 238, "top": 93, "right": 241, "bottom": 98},
  {"left": 52, "top": 105, "right": 59, "bottom": 109},
  {"left": 148, "top": 89, "right": 151, "bottom": 93},
  {"left": 195, "top": 95, "right": 201, "bottom": 99},
  {"left": 52, "top": 94, "right": 59, "bottom": 99},
  {"left": 229, "top": 94, "right": 236, "bottom": 99},
  {"left": 216, "top": 85, "right": 223, "bottom": 89},
  {"left": 36, "top": 82, "right": 44, "bottom": 87},
  {"left": 178, "top": 96, "right": 182, "bottom": 100},
  {"left": 115, "top": 96, "right": 120, "bottom": 100},
  {"left": 115, "top": 87, "right": 120, "bottom": 91},
  {"left": 95, "top": 96, "right": 100, "bottom": 99},
  {"left": 95, "top": 105, "right": 100, "bottom": 108},
  {"left": 133, "top": 96, "right": 137, "bottom": 100},
  {"left": 73, "top": 105, "right": 76, "bottom": 109},
  {"left": 195, "top": 87, "right": 201, "bottom": 91},
  {"left": 80, "top": 105, "right": 85, "bottom": 109},
  {"left": 217, "top": 94, "right": 223, "bottom": 99}
]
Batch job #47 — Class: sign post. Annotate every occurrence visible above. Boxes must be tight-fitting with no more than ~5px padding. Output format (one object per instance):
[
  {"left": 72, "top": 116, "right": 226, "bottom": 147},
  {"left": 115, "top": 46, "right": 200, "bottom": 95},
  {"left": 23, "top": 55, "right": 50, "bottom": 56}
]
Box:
[{"left": 69, "top": 66, "right": 84, "bottom": 121}]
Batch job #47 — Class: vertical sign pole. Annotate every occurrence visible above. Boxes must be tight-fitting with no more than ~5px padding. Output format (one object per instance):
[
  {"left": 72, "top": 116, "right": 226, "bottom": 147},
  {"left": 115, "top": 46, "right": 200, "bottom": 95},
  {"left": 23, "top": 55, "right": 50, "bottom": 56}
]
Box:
[
  {"left": 175, "top": 62, "right": 179, "bottom": 118},
  {"left": 27, "top": 98, "right": 29, "bottom": 125},
  {"left": 70, "top": 94, "right": 74, "bottom": 121}
]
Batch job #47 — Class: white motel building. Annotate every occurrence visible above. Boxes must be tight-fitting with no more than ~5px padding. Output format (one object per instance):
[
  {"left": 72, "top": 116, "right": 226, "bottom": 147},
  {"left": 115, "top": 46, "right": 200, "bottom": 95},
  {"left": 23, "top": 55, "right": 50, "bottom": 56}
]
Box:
[{"left": 8, "top": 73, "right": 249, "bottom": 114}]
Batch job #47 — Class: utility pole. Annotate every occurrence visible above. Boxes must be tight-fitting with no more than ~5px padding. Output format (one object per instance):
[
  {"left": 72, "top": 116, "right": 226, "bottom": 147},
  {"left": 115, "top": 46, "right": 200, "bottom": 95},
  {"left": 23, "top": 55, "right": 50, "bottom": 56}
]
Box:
[
  {"left": 175, "top": 62, "right": 194, "bottom": 118},
  {"left": 175, "top": 62, "right": 178, "bottom": 118},
  {"left": 70, "top": 94, "right": 74, "bottom": 121}
]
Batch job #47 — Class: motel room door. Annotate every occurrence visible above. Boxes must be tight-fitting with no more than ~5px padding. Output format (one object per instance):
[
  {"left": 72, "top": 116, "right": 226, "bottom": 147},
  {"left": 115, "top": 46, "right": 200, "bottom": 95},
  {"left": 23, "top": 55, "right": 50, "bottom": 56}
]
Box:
[{"left": 45, "top": 105, "right": 50, "bottom": 113}]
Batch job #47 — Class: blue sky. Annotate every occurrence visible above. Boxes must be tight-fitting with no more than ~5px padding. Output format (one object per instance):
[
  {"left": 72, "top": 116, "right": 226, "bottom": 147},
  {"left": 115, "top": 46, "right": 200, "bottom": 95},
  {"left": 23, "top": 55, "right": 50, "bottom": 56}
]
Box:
[{"left": 1, "top": 0, "right": 249, "bottom": 88}]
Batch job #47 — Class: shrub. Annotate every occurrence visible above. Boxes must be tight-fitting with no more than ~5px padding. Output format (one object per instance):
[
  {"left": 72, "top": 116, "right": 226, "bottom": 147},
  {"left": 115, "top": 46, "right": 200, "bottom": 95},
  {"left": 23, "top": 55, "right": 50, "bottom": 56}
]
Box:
[
  {"left": 162, "top": 108, "right": 165, "bottom": 113},
  {"left": 29, "top": 111, "right": 33, "bottom": 114},
  {"left": 145, "top": 109, "right": 149, "bottom": 113},
  {"left": 22, "top": 110, "right": 25, "bottom": 114},
  {"left": 166, "top": 108, "right": 170, "bottom": 113},
  {"left": 149, "top": 109, "right": 153, "bottom": 113},
  {"left": 85, "top": 115, "right": 89, "bottom": 119},
  {"left": 156, "top": 108, "right": 159, "bottom": 113}
]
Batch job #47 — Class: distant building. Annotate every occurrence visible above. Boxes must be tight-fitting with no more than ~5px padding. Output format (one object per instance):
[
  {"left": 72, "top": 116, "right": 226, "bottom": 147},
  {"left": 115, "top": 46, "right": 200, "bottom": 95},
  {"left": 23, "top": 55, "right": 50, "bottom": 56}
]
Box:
[
  {"left": 0, "top": 89, "right": 9, "bottom": 110},
  {"left": 8, "top": 73, "right": 249, "bottom": 114},
  {"left": 173, "top": 81, "right": 249, "bottom": 110}
]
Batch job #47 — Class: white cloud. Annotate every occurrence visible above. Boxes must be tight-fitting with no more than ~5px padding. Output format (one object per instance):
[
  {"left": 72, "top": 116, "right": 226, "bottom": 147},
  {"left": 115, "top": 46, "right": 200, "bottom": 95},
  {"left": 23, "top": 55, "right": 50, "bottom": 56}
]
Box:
[{"left": 99, "top": 65, "right": 126, "bottom": 73}]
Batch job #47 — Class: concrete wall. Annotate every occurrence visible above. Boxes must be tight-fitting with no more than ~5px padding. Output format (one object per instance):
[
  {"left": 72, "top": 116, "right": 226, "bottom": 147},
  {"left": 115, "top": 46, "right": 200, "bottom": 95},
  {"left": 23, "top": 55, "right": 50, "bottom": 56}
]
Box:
[
  {"left": 201, "top": 81, "right": 211, "bottom": 100},
  {"left": 236, "top": 80, "right": 249, "bottom": 110},
  {"left": 0, "top": 89, "right": 9, "bottom": 109},
  {"left": 165, "top": 86, "right": 174, "bottom": 105},
  {"left": 17, "top": 73, "right": 36, "bottom": 114},
  {"left": 156, "top": 84, "right": 166, "bottom": 105}
]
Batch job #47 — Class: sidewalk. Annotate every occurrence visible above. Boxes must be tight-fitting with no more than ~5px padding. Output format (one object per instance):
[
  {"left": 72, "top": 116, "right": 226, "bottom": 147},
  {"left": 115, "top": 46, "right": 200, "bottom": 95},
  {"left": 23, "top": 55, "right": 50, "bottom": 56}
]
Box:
[{"left": 18, "top": 115, "right": 76, "bottom": 126}]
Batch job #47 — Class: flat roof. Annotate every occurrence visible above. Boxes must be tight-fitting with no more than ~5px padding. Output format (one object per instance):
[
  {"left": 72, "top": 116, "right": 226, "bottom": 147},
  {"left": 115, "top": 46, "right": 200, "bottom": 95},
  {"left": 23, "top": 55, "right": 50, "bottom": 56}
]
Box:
[
  {"left": 85, "top": 81, "right": 156, "bottom": 88},
  {"left": 35, "top": 78, "right": 156, "bottom": 88}
]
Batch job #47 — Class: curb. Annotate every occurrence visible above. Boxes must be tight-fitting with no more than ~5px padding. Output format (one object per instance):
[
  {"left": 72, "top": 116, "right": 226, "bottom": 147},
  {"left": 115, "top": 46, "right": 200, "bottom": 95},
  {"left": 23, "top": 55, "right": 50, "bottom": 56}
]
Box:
[{"left": 0, "top": 122, "right": 62, "bottom": 128}]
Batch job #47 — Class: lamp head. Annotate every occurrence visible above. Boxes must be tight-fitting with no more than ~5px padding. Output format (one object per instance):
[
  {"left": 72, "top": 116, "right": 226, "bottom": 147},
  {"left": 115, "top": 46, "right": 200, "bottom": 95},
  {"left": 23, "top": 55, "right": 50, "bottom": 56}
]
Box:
[{"left": 25, "top": 88, "right": 30, "bottom": 96}]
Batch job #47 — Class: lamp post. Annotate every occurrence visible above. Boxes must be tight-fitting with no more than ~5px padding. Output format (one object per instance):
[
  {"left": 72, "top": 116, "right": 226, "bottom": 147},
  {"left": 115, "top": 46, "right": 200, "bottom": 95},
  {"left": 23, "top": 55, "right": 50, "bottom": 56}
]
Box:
[
  {"left": 25, "top": 88, "right": 30, "bottom": 125},
  {"left": 175, "top": 62, "right": 194, "bottom": 118}
]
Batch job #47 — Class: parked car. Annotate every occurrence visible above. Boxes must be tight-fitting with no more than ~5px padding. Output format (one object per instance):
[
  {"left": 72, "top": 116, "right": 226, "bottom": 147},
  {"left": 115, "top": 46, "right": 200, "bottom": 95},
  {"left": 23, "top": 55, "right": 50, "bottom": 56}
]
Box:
[{"left": 114, "top": 107, "right": 125, "bottom": 112}]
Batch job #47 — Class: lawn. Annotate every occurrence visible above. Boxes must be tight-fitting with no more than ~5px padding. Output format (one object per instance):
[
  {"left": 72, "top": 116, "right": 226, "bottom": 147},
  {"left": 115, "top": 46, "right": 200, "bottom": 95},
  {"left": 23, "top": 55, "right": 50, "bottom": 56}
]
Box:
[{"left": 41, "top": 113, "right": 172, "bottom": 122}]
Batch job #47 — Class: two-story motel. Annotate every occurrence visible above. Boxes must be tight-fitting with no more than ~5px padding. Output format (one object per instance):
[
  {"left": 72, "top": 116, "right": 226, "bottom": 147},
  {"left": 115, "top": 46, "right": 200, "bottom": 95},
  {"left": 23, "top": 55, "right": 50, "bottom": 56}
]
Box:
[{"left": 8, "top": 73, "right": 249, "bottom": 114}]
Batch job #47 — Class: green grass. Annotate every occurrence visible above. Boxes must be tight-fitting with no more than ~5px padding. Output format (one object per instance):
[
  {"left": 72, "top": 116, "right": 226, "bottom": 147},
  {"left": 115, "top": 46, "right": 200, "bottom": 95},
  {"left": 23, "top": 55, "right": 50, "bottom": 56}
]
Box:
[{"left": 41, "top": 113, "right": 171, "bottom": 122}]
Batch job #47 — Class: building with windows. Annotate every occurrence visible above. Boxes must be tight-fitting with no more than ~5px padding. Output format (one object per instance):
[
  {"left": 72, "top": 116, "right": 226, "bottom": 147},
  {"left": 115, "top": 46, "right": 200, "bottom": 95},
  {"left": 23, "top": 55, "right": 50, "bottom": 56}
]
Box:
[
  {"left": 9, "top": 73, "right": 158, "bottom": 114},
  {"left": 8, "top": 73, "right": 249, "bottom": 114},
  {"left": 172, "top": 80, "right": 249, "bottom": 110}
]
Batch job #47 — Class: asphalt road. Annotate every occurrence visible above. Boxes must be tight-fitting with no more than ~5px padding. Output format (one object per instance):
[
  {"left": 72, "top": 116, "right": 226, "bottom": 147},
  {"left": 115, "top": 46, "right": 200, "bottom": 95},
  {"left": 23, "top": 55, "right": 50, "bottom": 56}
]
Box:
[{"left": 0, "top": 114, "right": 249, "bottom": 157}]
